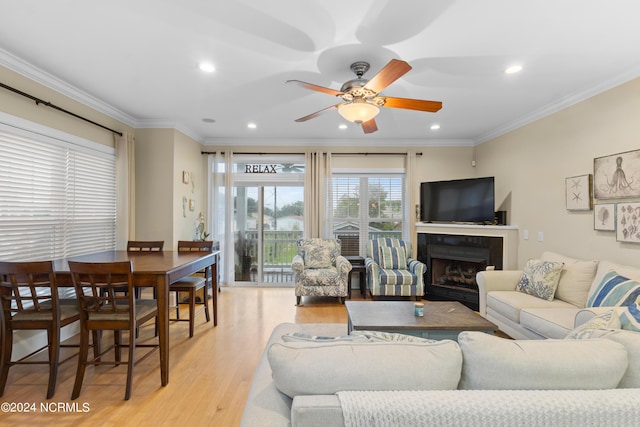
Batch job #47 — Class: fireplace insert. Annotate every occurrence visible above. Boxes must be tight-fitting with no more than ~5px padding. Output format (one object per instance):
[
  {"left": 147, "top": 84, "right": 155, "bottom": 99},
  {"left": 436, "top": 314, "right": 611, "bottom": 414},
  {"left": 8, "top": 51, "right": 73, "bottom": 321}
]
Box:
[{"left": 417, "top": 233, "right": 503, "bottom": 310}]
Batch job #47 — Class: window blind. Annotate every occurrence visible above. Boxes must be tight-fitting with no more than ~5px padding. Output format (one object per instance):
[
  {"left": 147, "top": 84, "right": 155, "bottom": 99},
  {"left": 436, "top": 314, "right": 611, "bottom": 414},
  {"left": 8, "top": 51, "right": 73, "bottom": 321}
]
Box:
[
  {"left": 0, "top": 128, "right": 116, "bottom": 261},
  {"left": 331, "top": 173, "right": 405, "bottom": 256}
]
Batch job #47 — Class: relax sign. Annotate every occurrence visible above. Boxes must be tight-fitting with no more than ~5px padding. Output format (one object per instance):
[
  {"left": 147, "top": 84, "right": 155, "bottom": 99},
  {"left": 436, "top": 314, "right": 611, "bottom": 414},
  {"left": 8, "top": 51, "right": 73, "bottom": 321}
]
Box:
[{"left": 245, "top": 164, "right": 278, "bottom": 174}]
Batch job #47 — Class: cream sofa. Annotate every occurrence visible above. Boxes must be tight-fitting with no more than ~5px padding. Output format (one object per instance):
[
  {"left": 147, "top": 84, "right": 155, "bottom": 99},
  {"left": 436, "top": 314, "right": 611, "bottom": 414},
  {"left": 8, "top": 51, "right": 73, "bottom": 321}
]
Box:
[
  {"left": 240, "top": 322, "right": 640, "bottom": 427},
  {"left": 476, "top": 251, "right": 640, "bottom": 340}
]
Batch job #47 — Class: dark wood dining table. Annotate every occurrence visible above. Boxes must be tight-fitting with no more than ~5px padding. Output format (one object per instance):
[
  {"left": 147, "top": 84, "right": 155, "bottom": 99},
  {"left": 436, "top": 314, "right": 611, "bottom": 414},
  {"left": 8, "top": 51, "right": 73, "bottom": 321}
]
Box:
[{"left": 53, "top": 249, "right": 219, "bottom": 386}]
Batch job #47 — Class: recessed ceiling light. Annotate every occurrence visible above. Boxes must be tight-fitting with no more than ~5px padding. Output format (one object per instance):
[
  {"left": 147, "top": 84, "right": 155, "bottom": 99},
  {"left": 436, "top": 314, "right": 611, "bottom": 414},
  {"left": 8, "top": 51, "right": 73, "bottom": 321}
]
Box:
[
  {"left": 247, "top": 123, "right": 257, "bottom": 129},
  {"left": 338, "top": 124, "right": 348, "bottom": 130},
  {"left": 199, "top": 62, "right": 215, "bottom": 73},
  {"left": 505, "top": 65, "right": 523, "bottom": 74},
  {"left": 202, "top": 118, "right": 215, "bottom": 123},
  {"left": 430, "top": 124, "right": 440, "bottom": 130}
]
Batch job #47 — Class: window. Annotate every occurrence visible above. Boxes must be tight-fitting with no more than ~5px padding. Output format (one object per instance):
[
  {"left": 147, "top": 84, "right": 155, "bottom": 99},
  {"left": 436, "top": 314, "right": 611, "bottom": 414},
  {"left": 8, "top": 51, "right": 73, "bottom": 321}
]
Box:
[
  {"left": 332, "top": 173, "right": 405, "bottom": 256},
  {"left": 0, "top": 122, "right": 116, "bottom": 261}
]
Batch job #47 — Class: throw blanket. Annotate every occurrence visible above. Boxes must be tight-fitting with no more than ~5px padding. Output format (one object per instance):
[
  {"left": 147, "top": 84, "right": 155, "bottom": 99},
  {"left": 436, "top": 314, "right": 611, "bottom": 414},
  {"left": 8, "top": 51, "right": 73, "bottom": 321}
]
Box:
[{"left": 337, "top": 389, "right": 640, "bottom": 427}]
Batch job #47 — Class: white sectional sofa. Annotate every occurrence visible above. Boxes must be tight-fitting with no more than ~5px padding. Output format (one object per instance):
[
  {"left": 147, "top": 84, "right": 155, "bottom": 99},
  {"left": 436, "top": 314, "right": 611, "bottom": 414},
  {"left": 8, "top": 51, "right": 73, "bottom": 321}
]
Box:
[
  {"left": 476, "top": 251, "right": 640, "bottom": 339},
  {"left": 240, "top": 322, "right": 640, "bottom": 427}
]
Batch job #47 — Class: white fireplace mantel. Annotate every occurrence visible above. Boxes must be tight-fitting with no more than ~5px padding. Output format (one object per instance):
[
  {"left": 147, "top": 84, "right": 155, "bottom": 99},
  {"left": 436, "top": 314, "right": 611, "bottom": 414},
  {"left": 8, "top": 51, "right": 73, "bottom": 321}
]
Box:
[{"left": 416, "top": 222, "right": 519, "bottom": 269}]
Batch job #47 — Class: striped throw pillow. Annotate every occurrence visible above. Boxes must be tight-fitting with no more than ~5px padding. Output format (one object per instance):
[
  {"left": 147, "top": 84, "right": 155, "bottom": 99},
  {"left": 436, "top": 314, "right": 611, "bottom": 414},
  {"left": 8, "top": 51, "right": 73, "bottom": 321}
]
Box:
[{"left": 379, "top": 246, "right": 407, "bottom": 270}]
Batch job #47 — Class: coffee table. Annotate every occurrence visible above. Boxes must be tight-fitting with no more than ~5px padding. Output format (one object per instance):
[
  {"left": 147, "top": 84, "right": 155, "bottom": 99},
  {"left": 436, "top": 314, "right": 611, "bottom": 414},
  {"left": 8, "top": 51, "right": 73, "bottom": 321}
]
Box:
[{"left": 345, "top": 300, "right": 497, "bottom": 341}]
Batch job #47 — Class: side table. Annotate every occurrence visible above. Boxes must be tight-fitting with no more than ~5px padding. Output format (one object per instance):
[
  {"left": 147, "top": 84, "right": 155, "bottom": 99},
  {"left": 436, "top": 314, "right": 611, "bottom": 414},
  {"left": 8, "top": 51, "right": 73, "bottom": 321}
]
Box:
[{"left": 345, "top": 255, "right": 366, "bottom": 299}]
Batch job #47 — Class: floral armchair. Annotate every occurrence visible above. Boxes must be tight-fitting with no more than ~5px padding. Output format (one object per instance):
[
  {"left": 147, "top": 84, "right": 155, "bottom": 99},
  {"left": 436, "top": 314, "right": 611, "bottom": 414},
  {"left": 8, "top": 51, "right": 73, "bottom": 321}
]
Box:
[
  {"left": 291, "top": 238, "right": 352, "bottom": 305},
  {"left": 365, "top": 238, "right": 426, "bottom": 300}
]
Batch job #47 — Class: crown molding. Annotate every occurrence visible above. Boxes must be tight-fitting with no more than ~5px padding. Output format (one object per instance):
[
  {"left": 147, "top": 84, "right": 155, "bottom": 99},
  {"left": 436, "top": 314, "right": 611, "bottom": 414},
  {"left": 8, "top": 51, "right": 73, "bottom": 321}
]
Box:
[
  {"left": 135, "top": 119, "right": 204, "bottom": 143},
  {"left": 202, "top": 137, "right": 474, "bottom": 147},
  {"left": 0, "top": 47, "right": 138, "bottom": 128},
  {"left": 475, "top": 64, "right": 640, "bottom": 145}
]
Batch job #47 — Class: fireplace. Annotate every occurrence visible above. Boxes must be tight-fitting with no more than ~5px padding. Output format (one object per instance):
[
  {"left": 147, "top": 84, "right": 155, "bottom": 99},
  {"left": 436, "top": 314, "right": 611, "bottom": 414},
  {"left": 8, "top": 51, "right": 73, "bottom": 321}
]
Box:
[{"left": 417, "top": 233, "right": 504, "bottom": 310}]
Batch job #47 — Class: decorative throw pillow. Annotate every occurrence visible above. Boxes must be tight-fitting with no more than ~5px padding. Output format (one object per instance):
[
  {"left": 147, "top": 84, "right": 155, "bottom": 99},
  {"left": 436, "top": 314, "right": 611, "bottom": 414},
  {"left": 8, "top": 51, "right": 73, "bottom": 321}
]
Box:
[
  {"left": 281, "top": 332, "right": 368, "bottom": 343},
  {"left": 516, "top": 259, "right": 564, "bottom": 301},
  {"left": 351, "top": 330, "right": 437, "bottom": 343},
  {"left": 303, "top": 244, "right": 333, "bottom": 269},
  {"left": 565, "top": 310, "right": 621, "bottom": 339},
  {"left": 619, "top": 295, "right": 640, "bottom": 332},
  {"left": 378, "top": 246, "right": 407, "bottom": 270},
  {"left": 587, "top": 270, "right": 640, "bottom": 308}
]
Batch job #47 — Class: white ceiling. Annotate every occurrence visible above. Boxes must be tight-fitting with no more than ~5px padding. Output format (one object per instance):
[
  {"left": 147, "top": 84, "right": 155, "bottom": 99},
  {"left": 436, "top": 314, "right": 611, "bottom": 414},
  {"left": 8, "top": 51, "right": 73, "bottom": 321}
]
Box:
[{"left": 2, "top": 0, "right": 640, "bottom": 147}]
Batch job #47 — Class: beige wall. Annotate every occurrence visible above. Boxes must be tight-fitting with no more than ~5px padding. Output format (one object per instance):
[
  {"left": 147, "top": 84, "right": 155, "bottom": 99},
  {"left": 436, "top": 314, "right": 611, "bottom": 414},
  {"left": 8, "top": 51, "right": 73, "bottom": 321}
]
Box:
[
  {"left": 475, "top": 77, "right": 640, "bottom": 267},
  {"left": 134, "top": 128, "right": 206, "bottom": 250},
  {"left": 0, "top": 65, "right": 133, "bottom": 146},
  {"left": 173, "top": 130, "right": 206, "bottom": 246}
]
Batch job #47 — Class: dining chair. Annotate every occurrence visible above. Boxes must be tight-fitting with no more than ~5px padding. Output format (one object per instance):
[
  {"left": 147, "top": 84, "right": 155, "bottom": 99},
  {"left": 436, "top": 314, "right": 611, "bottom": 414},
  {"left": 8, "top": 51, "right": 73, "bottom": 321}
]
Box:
[
  {"left": 126, "top": 240, "right": 164, "bottom": 303},
  {"left": 170, "top": 241, "right": 213, "bottom": 337},
  {"left": 0, "top": 260, "right": 80, "bottom": 399},
  {"left": 126, "top": 241, "right": 164, "bottom": 252},
  {"left": 68, "top": 260, "right": 160, "bottom": 400}
]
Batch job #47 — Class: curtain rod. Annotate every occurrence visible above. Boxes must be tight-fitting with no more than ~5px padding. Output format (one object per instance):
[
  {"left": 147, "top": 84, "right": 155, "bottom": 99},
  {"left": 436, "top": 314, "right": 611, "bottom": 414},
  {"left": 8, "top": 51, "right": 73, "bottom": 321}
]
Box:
[
  {"left": 201, "top": 151, "right": 422, "bottom": 156},
  {"left": 0, "top": 82, "right": 123, "bottom": 136}
]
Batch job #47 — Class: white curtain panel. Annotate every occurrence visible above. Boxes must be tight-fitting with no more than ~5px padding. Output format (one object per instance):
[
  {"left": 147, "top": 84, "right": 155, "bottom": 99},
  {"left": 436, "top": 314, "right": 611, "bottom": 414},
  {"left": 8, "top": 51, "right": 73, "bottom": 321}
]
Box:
[
  {"left": 115, "top": 131, "right": 135, "bottom": 248},
  {"left": 224, "top": 151, "right": 236, "bottom": 285}
]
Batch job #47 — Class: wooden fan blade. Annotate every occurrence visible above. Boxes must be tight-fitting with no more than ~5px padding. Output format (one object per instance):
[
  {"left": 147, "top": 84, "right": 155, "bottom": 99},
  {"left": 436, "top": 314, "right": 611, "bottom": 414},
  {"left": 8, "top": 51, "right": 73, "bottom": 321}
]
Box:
[
  {"left": 382, "top": 97, "right": 443, "bottom": 112},
  {"left": 294, "top": 104, "right": 340, "bottom": 122},
  {"left": 286, "top": 80, "right": 343, "bottom": 97},
  {"left": 364, "top": 59, "right": 412, "bottom": 93},
  {"left": 361, "top": 118, "right": 378, "bottom": 134}
]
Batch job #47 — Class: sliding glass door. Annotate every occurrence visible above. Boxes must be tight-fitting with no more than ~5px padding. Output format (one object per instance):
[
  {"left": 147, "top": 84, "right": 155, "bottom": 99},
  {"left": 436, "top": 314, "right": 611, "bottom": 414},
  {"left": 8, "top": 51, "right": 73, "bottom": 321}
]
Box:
[{"left": 232, "top": 156, "right": 305, "bottom": 285}]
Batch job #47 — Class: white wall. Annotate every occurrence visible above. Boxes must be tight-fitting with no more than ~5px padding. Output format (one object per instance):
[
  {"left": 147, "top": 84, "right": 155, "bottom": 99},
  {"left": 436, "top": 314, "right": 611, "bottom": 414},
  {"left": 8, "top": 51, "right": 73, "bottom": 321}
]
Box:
[{"left": 475, "top": 77, "right": 640, "bottom": 267}]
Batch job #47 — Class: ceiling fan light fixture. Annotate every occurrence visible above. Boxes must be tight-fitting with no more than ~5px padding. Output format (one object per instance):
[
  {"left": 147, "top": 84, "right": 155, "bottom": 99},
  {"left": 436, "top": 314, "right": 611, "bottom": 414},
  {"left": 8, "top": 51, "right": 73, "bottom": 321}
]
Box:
[
  {"left": 198, "top": 62, "right": 215, "bottom": 73},
  {"left": 505, "top": 64, "right": 523, "bottom": 74},
  {"left": 338, "top": 100, "right": 379, "bottom": 123}
]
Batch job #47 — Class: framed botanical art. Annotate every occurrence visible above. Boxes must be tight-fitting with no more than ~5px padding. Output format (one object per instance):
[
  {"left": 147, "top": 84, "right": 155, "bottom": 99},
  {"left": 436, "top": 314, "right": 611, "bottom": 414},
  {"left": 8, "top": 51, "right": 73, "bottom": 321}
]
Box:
[
  {"left": 565, "top": 174, "right": 592, "bottom": 211},
  {"left": 594, "top": 203, "right": 615, "bottom": 231},
  {"left": 594, "top": 149, "right": 640, "bottom": 199},
  {"left": 616, "top": 202, "right": 640, "bottom": 243}
]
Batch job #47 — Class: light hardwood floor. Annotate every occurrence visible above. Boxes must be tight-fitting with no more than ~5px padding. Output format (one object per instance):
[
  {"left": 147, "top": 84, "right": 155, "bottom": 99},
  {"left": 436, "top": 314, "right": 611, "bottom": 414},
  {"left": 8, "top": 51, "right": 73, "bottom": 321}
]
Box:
[{"left": 1, "top": 287, "right": 364, "bottom": 427}]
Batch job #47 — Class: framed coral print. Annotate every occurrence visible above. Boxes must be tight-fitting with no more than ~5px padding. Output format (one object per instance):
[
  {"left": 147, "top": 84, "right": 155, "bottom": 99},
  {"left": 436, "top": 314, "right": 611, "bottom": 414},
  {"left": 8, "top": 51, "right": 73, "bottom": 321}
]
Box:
[
  {"left": 594, "top": 203, "right": 615, "bottom": 231},
  {"left": 594, "top": 149, "right": 640, "bottom": 199},
  {"left": 565, "top": 174, "right": 592, "bottom": 211},
  {"left": 616, "top": 202, "right": 640, "bottom": 243}
]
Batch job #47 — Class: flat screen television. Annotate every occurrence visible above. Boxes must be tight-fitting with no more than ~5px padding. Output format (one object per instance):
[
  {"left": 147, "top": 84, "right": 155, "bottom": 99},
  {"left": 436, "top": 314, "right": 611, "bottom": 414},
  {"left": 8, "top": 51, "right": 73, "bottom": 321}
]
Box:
[{"left": 420, "top": 177, "right": 495, "bottom": 224}]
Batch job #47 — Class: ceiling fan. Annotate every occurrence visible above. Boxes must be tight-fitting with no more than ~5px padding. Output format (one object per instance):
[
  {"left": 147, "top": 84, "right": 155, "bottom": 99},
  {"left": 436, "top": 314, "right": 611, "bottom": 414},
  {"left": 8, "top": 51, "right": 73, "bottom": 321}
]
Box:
[{"left": 287, "top": 59, "right": 442, "bottom": 134}]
